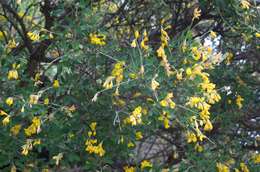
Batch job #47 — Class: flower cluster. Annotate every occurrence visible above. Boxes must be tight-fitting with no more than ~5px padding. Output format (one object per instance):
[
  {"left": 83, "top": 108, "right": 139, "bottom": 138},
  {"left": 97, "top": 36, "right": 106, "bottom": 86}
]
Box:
[
  {"left": 160, "top": 92, "right": 176, "bottom": 109},
  {"left": 21, "top": 139, "right": 41, "bottom": 156},
  {"left": 85, "top": 122, "right": 105, "bottom": 157},
  {"left": 7, "top": 63, "right": 20, "bottom": 80},
  {"left": 156, "top": 28, "right": 172, "bottom": 76},
  {"left": 124, "top": 106, "right": 143, "bottom": 126},
  {"left": 0, "top": 109, "right": 10, "bottom": 126},
  {"left": 24, "top": 117, "right": 41, "bottom": 137},
  {"left": 158, "top": 111, "right": 171, "bottom": 129},
  {"left": 103, "top": 61, "right": 125, "bottom": 94},
  {"left": 89, "top": 33, "right": 106, "bottom": 46}
]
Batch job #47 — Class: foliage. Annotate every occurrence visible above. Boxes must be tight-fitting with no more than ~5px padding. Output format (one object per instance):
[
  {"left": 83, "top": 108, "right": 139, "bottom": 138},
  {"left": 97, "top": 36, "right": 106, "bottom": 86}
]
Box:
[{"left": 0, "top": 0, "right": 260, "bottom": 171}]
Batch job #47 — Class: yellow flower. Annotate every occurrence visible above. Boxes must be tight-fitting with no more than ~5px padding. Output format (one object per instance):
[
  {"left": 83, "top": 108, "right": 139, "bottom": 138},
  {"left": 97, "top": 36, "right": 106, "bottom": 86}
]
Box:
[
  {"left": 210, "top": 31, "right": 217, "bottom": 39},
  {"left": 33, "top": 139, "right": 41, "bottom": 145},
  {"left": 53, "top": 80, "right": 60, "bottom": 88},
  {"left": 186, "top": 67, "right": 192, "bottom": 76},
  {"left": 52, "top": 153, "right": 63, "bottom": 166},
  {"left": 134, "top": 30, "right": 140, "bottom": 39},
  {"left": 29, "top": 94, "right": 39, "bottom": 105},
  {"left": 151, "top": 75, "right": 160, "bottom": 91},
  {"left": 160, "top": 93, "right": 176, "bottom": 109},
  {"left": 236, "top": 95, "right": 244, "bottom": 109},
  {"left": 131, "top": 39, "right": 137, "bottom": 48},
  {"left": 90, "top": 122, "right": 97, "bottom": 131},
  {"left": 241, "top": 0, "right": 250, "bottom": 9},
  {"left": 0, "top": 31, "right": 6, "bottom": 40},
  {"left": 103, "top": 76, "right": 115, "bottom": 89},
  {"left": 89, "top": 33, "right": 106, "bottom": 46},
  {"left": 129, "top": 106, "right": 142, "bottom": 126},
  {"left": 192, "top": 47, "right": 201, "bottom": 61},
  {"left": 225, "top": 52, "right": 233, "bottom": 65},
  {"left": 124, "top": 166, "right": 135, "bottom": 172},
  {"left": 256, "top": 33, "right": 260, "bottom": 38},
  {"left": 21, "top": 140, "right": 33, "bottom": 156},
  {"left": 8, "top": 69, "right": 19, "bottom": 80},
  {"left": 157, "top": 46, "right": 166, "bottom": 58},
  {"left": 160, "top": 28, "right": 169, "bottom": 46},
  {"left": 0, "top": 110, "right": 8, "bottom": 116},
  {"left": 97, "top": 143, "right": 106, "bottom": 156},
  {"left": 141, "top": 160, "right": 152, "bottom": 169},
  {"left": 186, "top": 131, "right": 197, "bottom": 143},
  {"left": 6, "top": 39, "right": 17, "bottom": 50},
  {"left": 158, "top": 111, "right": 171, "bottom": 129},
  {"left": 10, "top": 124, "right": 22, "bottom": 136},
  {"left": 24, "top": 117, "right": 41, "bottom": 137},
  {"left": 112, "top": 61, "right": 124, "bottom": 75},
  {"left": 44, "top": 98, "right": 49, "bottom": 105},
  {"left": 27, "top": 32, "right": 40, "bottom": 41},
  {"left": 253, "top": 154, "right": 260, "bottom": 164},
  {"left": 127, "top": 141, "right": 135, "bottom": 148},
  {"left": 195, "top": 143, "right": 203, "bottom": 152},
  {"left": 6, "top": 97, "right": 14, "bottom": 106},
  {"left": 2, "top": 115, "right": 10, "bottom": 126},
  {"left": 204, "top": 119, "right": 213, "bottom": 131},
  {"left": 193, "top": 7, "right": 201, "bottom": 20},
  {"left": 240, "top": 163, "right": 249, "bottom": 172},
  {"left": 140, "top": 30, "right": 149, "bottom": 50},
  {"left": 85, "top": 138, "right": 105, "bottom": 157},
  {"left": 135, "top": 131, "right": 143, "bottom": 140},
  {"left": 216, "top": 163, "right": 229, "bottom": 172}
]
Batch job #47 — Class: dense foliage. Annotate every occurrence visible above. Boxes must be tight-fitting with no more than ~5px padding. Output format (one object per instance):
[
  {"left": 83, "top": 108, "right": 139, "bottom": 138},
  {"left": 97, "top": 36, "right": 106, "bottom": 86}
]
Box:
[{"left": 0, "top": 0, "right": 260, "bottom": 171}]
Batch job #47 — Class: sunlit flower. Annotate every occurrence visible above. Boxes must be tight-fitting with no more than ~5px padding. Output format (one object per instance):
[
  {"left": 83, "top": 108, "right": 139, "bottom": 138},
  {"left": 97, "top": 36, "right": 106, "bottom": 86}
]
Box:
[
  {"left": 141, "top": 160, "right": 152, "bottom": 169},
  {"left": 151, "top": 75, "right": 160, "bottom": 91},
  {"left": 29, "top": 94, "right": 39, "bottom": 105},
  {"left": 2, "top": 115, "right": 10, "bottom": 126},
  {"left": 103, "top": 76, "right": 115, "bottom": 89},
  {"left": 21, "top": 140, "right": 32, "bottom": 155},
  {"left": 89, "top": 33, "right": 106, "bottom": 46},
  {"left": 27, "top": 32, "right": 40, "bottom": 41},
  {"left": 204, "top": 119, "right": 213, "bottom": 131},
  {"left": 127, "top": 141, "right": 135, "bottom": 148},
  {"left": 160, "top": 93, "right": 176, "bottom": 109},
  {"left": 24, "top": 117, "right": 41, "bottom": 137},
  {"left": 131, "top": 39, "right": 137, "bottom": 48},
  {"left": 240, "top": 163, "right": 249, "bottom": 172},
  {"left": 135, "top": 131, "right": 143, "bottom": 140},
  {"left": 134, "top": 30, "right": 140, "bottom": 39},
  {"left": 44, "top": 98, "right": 49, "bottom": 105},
  {"left": 195, "top": 143, "right": 203, "bottom": 152},
  {"left": 53, "top": 153, "right": 63, "bottom": 166},
  {"left": 129, "top": 106, "right": 142, "bottom": 125},
  {"left": 236, "top": 95, "right": 244, "bottom": 109},
  {"left": 0, "top": 110, "right": 8, "bottom": 116},
  {"left": 216, "top": 163, "right": 229, "bottom": 172},
  {"left": 186, "top": 67, "right": 192, "bottom": 76},
  {"left": 241, "top": 0, "right": 250, "bottom": 9},
  {"left": 140, "top": 30, "right": 149, "bottom": 50},
  {"left": 10, "top": 124, "right": 22, "bottom": 136},
  {"left": 193, "top": 7, "right": 201, "bottom": 20},
  {"left": 253, "top": 154, "right": 260, "bottom": 164},
  {"left": 53, "top": 80, "right": 60, "bottom": 88},
  {"left": 186, "top": 131, "right": 197, "bottom": 143},
  {"left": 6, "top": 97, "right": 14, "bottom": 106},
  {"left": 124, "top": 166, "right": 135, "bottom": 172},
  {"left": 210, "top": 31, "right": 217, "bottom": 39}
]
